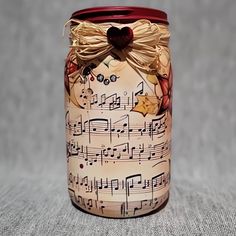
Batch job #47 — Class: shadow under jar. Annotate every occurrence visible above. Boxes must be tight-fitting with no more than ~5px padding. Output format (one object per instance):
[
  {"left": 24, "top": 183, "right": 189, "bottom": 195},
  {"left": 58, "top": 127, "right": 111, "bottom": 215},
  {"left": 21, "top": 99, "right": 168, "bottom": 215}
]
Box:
[{"left": 64, "top": 6, "right": 173, "bottom": 218}]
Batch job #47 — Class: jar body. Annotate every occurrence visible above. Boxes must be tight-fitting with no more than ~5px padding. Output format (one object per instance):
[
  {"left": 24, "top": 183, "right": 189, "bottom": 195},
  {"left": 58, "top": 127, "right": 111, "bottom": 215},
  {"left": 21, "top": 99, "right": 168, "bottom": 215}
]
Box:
[{"left": 65, "top": 8, "right": 172, "bottom": 218}]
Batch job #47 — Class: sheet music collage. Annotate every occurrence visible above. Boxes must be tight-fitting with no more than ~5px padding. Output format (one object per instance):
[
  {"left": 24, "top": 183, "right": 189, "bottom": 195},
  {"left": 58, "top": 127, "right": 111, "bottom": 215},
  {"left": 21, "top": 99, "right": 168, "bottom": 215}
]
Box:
[{"left": 64, "top": 15, "right": 172, "bottom": 218}]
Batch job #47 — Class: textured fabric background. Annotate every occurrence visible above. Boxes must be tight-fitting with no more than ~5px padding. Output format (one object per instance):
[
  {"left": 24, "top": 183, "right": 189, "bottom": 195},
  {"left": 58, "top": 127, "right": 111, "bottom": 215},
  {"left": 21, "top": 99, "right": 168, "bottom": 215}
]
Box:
[{"left": 0, "top": 0, "right": 236, "bottom": 235}]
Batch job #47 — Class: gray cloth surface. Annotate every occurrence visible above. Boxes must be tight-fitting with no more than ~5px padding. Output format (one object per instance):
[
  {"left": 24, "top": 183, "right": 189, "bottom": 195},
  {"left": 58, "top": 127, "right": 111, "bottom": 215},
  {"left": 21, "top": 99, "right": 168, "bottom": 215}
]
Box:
[{"left": 0, "top": 0, "right": 236, "bottom": 235}]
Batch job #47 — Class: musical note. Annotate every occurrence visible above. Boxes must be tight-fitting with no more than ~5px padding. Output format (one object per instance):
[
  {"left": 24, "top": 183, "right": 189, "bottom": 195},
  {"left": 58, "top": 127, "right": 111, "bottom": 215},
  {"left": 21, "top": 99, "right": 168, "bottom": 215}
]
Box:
[
  {"left": 87, "top": 199, "right": 93, "bottom": 210},
  {"left": 84, "top": 118, "right": 109, "bottom": 143},
  {"left": 125, "top": 174, "right": 142, "bottom": 210},
  {"left": 90, "top": 94, "right": 98, "bottom": 106},
  {"left": 133, "top": 200, "right": 149, "bottom": 215},
  {"left": 112, "top": 115, "right": 130, "bottom": 139},
  {"left": 111, "top": 179, "right": 119, "bottom": 196},
  {"left": 77, "top": 195, "right": 86, "bottom": 208},
  {"left": 142, "top": 179, "right": 150, "bottom": 189},
  {"left": 135, "top": 82, "right": 144, "bottom": 97},
  {"left": 66, "top": 115, "right": 83, "bottom": 136},
  {"left": 151, "top": 172, "right": 165, "bottom": 203},
  {"left": 149, "top": 114, "right": 167, "bottom": 140},
  {"left": 98, "top": 93, "right": 121, "bottom": 110},
  {"left": 68, "top": 173, "right": 80, "bottom": 191},
  {"left": 81, "top": 176, "right": 88, "bottom": 187}
]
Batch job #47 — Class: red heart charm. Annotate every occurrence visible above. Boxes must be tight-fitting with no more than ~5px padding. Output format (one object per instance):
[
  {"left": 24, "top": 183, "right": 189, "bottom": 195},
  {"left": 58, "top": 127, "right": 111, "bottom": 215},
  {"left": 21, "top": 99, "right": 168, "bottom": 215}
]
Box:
[{"left": 107, "top": 26, "right": 134, "bottom": 50}]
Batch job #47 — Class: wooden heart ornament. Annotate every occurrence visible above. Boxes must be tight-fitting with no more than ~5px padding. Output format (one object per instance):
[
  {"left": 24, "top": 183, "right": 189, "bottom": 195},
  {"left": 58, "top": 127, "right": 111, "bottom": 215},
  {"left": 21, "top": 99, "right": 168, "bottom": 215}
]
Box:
[{"left": 107, "top": 26, "right": 134, "bottom": 50}]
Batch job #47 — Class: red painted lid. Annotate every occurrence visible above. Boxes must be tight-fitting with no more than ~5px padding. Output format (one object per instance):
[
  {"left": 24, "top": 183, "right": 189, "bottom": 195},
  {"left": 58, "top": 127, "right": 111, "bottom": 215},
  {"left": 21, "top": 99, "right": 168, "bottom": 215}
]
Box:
[{"left": 71, "top": 6, "right": 168, "bottom": 24}]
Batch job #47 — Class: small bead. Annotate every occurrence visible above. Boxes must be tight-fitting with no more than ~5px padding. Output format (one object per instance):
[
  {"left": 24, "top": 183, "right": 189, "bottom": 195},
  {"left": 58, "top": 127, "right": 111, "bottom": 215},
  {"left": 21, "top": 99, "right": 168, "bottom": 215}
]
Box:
[
  {"left": 83, "top": 67, "right": 91, "bottom": 76},
  {"left": 104, "top": 79, "right": 110, "bottom": 85},
  {"left": 110, "top": 74, "right": 118, "bottom": 82},
  {"left": 97, "top": 74, "right": 104, "bottom": 82}
]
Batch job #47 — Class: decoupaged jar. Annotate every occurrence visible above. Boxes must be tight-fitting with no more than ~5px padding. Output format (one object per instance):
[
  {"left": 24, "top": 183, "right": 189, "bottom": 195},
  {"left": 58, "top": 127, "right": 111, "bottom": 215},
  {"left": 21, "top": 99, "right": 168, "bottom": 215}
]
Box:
[{"left": 64, "top": 6, "right": 172, "bottom": 218}]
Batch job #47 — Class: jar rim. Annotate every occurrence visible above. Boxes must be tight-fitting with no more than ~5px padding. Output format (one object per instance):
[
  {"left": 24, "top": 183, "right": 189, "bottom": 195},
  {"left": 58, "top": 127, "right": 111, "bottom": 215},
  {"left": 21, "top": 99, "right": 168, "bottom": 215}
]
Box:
[{"left": 71, "top": 6, "right": 168, "bottom": 25}]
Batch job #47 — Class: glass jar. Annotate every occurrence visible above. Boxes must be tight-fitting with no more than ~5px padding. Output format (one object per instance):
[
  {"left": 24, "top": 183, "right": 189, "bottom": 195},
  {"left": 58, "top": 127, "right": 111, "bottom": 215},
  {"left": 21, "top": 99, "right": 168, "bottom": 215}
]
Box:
[{"left": 64, "top": 6, "right": 172, "bottom": 218}]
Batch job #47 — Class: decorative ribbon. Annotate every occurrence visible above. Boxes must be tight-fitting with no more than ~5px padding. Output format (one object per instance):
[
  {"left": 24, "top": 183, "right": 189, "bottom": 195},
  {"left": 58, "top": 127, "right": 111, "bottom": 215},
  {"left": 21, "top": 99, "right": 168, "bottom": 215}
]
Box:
[{"left": 66, "top": 19, "right": 171, "bottom": 75}]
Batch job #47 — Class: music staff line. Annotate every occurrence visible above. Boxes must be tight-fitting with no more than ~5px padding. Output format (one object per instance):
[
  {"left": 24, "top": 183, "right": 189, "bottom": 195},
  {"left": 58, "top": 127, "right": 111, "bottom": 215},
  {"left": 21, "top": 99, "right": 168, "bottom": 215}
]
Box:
[
  {"left": 68, "top": 171, "right": 169, "bottom": 202},
  {"left": 68, "top": 81, "right": 151, "bottom": 111},
  {"left": 68, "top": 189, "right": 169, "bottom": 217},
  {"left": 67, "top": 92, "right": 160, "bottom": 112},
  {"left": 67, "top": 141, "right": 171, "bottom": 165},
  {"left": 66, "top": 114, "right": 167, "bottom": 143}
]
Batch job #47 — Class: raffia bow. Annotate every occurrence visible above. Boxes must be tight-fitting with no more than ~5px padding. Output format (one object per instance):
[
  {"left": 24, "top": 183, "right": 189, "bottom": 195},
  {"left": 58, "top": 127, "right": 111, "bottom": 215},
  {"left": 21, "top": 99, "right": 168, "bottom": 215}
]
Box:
[{"left": 66, "top": 19, "right": 171, "bottom": 75}]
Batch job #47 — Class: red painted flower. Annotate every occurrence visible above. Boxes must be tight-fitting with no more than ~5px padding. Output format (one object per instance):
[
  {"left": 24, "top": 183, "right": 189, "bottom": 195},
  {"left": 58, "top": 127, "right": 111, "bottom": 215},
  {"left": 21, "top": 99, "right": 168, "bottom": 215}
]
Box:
[
  {"left": 64, "top": 53, "right": 79, "bottom": 95},
  {"left": 158, "top": 66, "right": 173, "bottom": 115}
]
